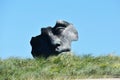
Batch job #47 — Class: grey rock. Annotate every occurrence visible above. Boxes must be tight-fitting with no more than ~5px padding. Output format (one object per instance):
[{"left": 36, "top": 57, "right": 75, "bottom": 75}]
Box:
[{"left": 30, "top": 20, "right": 78, "bottom": 58}]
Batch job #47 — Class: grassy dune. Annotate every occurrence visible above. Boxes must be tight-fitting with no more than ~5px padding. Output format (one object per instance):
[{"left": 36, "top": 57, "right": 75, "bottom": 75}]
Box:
[{"left": 0, "top": 53, "right": 120, "bottom": 80}]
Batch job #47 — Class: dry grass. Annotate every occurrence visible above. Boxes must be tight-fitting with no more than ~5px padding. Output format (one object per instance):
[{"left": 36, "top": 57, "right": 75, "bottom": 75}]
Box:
[{"left": 0, "top": 53, "right": 120, "bottom": 80}]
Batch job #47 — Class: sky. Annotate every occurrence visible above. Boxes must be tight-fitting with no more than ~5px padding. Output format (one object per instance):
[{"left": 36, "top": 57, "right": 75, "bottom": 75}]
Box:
[{"left": 0, "top": 0, "right": 120, "bottom": 59}]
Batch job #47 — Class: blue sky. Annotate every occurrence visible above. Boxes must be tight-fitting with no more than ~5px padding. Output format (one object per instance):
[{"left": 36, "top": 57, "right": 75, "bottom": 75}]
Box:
[{"left": 0, "top": 0, "right": 120, "bottom": 59}]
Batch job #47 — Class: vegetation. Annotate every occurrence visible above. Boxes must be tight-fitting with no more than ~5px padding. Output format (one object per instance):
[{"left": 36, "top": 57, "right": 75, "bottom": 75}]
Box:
[{"left": 0, "top": 52, "right": 120, "bottom": 80}]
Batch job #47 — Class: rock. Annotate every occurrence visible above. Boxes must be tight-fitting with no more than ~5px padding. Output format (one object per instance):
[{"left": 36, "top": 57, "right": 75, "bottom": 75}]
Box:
[{"left": 30, "top": 20, "right": 78, "bottom": 58}]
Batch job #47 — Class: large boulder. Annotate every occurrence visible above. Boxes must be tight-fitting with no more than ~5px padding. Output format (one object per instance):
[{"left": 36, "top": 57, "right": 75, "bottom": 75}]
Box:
[{"left": 30, "top": 20, "right": 78, "bottom": 58}]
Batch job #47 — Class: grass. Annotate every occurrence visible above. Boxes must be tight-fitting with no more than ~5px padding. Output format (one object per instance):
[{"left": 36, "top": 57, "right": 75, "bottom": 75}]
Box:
[{"left": 0, "top": 52, "right": 120, "bottom": 80}]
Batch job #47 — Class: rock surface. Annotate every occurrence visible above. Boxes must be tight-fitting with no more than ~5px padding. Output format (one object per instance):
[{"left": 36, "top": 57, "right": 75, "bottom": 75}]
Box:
[{"left": 30, "top": 20, "right": 78, "bottom": 58}]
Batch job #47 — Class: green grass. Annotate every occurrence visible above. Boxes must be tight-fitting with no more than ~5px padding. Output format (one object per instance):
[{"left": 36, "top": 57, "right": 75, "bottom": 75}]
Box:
[{"left": 0, "top": 52, "right": 120, "bottom": 80}]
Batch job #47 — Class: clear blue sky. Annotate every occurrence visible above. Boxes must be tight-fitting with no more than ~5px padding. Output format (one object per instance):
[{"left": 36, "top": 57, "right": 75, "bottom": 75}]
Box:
[{"left": 0, "top": 0, "right": 120, "bottom": 59}]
